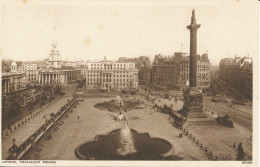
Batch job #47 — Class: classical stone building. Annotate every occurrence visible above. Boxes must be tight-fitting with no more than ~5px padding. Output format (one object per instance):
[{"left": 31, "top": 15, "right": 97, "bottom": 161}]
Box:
[
  {"left": 2, "top": 62, "right": 26, "bottom": 95},
  {"left": 85, "top": 58, "right": 138, "bottom": 91},
  {"left": 2, "top": 72, "right": 26, "bottom": 96},
  {"left": 38, "top": 68, "right": 81, "bottom": 85},
  {"left": 219, "top": 56, "right": 252, "bottom": 99},
  {"left": 38, "top": 42, "right": 81, "bottom": 85},
  {"left": 151, "top": 52, "right": 210, "bottom": 90}
]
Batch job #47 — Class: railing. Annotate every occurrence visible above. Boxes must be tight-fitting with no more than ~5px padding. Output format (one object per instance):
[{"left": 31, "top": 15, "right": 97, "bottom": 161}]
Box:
[
  {"left": 4, "top": 97, "right": 61, "bottom": 135},
  {"left": 6, "top": 98, "right": 76, "bottom": 160}
]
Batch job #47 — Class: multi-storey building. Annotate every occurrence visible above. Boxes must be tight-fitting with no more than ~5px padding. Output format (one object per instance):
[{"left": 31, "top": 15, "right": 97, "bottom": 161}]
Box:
[
  {"left": 20, "top": 63, "right": 38, "bottom": 83},
  {"left": 151, "top": 52, "right": 211, "bottom": 90},
  {"left": 118, "top": 56, "right": 151, "bottom": 85},
  {"left": 219, "top": 56, "right": 252, "bottom": 99},
  {"left": 86, "top": 58, "right": 138, "bottom": 91}
]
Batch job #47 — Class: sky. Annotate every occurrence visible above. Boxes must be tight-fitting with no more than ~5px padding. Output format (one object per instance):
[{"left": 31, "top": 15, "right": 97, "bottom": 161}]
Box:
[{"left": 1, "top": 0, "right": 258, "bottom": 65}]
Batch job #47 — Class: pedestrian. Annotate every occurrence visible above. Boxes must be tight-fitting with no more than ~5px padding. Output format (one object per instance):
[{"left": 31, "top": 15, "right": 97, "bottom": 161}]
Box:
[{"left": 236, "top": 142, "right": 245, "bottom": 160}]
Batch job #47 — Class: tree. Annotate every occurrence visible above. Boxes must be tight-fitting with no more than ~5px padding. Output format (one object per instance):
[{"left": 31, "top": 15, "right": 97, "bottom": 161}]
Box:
[
  {"left": 2, "top": 59, "right": 12, "bottom": 72},
  {"left": 41, "top": 93, "right": 47, "bottom": 106},
  {"left": 8, "top": 98, "right": 21, "bottom": 127},
  {"left": 54, "top": 85, "right": 62, "bottom": 95}
]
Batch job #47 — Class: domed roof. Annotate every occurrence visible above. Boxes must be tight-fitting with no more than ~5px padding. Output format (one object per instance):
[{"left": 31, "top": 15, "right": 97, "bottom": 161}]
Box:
[{"left": 11, "top": 61, "right": 17, "bottom": 66}]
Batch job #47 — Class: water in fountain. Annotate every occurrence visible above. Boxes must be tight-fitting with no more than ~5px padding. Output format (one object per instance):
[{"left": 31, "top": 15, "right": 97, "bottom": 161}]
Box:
[
  {"left": 116, "top": 95, "right": 123, "bottom": 107},
  {"left": 116, "top": 95, "right": 121, "bottom": 103},
  {"left": 117, "top": 122, "right": 136, "bottom": 155}
]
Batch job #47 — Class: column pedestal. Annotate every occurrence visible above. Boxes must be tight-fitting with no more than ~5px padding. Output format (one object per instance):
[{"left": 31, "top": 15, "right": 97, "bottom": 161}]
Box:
[{"left": 180, "top": 87, "right": 216, "bottom": 125}]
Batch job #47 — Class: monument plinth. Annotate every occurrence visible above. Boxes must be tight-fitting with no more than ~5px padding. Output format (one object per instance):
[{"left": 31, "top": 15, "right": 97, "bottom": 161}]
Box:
[{"left": 183, "top": 87, "right": 203, "bottom": 113}]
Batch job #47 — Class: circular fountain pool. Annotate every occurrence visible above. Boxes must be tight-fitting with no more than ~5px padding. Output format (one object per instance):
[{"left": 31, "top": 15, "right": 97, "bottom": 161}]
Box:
[
  {"left": 75, "top": 129, "right": 174, "bottom": 160},
  {"left": 94, "top": 99, "right": 140, "bottom": 113}
]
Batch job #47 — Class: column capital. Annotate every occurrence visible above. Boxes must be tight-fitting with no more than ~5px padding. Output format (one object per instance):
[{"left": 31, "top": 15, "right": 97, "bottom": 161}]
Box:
[{"left": 187, "top": 24, "right": 201, "bottom": 32}]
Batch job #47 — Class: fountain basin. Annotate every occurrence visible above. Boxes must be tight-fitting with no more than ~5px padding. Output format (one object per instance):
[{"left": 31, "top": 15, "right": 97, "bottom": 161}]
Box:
[{"left": 75, "top": 129, "right": 174, "bottom": 160}]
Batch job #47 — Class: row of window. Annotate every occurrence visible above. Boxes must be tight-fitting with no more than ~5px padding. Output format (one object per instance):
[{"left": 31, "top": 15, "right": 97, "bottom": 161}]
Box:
[
  {"left": 181, "top": 73, "right": 209, "bottom": 76},
  {"left": 87, "top": 82, "right": 134, "bottom": 87},
  {"left": 87, "top": 71, "right": 135, "bottom": 74},
  {"left": 90, "top": 63, "right": 134, "bottom": 66},
  {"left": 90, "top": 67, "right": 134, "bottom": 70},
  {"left": 87, "top": 74, "right": 133, "bottom": 77},
  {"left": 87, "top": 78, "right": 132, "bottom": 82}
]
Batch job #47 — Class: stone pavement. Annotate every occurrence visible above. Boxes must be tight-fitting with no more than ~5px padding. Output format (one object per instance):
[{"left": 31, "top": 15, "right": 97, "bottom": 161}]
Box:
[
  {"left": 22, "top": 97, "right": 207, "bottom": 160},
  {"left": 140, "top": 96, "right": 183, "bottom": 111},
  {"left": 2, "top": 96, "right": 72, "bottom": 160}
]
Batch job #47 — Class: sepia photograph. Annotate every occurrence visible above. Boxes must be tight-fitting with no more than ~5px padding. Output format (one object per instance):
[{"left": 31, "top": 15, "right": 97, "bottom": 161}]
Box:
[{"left": 0, "top": 0, "right": 258, "bottom": 166}]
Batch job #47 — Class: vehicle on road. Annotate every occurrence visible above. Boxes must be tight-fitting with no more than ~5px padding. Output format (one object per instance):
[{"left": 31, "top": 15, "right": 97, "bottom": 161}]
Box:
[{"left": 212, "top": 95, "right": 227, "bottom": 103}]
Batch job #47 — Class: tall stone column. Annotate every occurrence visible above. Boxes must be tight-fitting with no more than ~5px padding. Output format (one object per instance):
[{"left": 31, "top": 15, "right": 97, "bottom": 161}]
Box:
[
  {"left": 181, "top": 9, "right": 204, "bottom": 117},
  {"left": 56, "top": 74, "right": 58, "bottom": 84},
  {"left": 5, "top": 80, "right": 7, "bottom": 94},
  {"left": 187, "top": 9, "right": 200, "bottom": 87},
  {"left": 48, "top": 74, "right": 50, "bottom": 84},
  {"left": 44, "top": 74, "right": 46, "bottom": 84}
]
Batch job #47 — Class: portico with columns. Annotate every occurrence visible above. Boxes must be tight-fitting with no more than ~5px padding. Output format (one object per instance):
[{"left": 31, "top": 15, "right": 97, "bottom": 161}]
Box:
[{"left": 38, "top": 68, "right": 81, "bottom": 85}]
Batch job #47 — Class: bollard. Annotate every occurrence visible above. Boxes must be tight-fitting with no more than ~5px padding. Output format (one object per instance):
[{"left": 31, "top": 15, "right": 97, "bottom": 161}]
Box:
[
  {"left": 200, "top": 143, "right": 203, "bottom": 148},
  {"left": 197, "top": 140, "right": 199, "bottom": 144},
  {"left": 18, "top": 123, "right": 20, "bottom": 127},
  {"left": 233, "top": 142, "right": 236, "bottom": 148}
]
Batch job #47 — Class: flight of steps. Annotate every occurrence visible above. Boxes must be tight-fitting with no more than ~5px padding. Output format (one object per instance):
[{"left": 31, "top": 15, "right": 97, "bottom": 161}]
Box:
[{"left": 179, "top": 109, "right": 216, "bottom": 125}]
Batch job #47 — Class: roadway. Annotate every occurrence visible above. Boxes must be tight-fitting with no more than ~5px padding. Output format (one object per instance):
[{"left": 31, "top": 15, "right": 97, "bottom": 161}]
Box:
[{"left": 203, "top": 96, "right": 252, "bottom": 131}]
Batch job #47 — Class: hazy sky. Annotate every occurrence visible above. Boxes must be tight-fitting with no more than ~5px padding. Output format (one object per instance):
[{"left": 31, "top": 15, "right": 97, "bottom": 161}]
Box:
[{"left": 1, "top": 0, "right": 258, "bottom": 65}]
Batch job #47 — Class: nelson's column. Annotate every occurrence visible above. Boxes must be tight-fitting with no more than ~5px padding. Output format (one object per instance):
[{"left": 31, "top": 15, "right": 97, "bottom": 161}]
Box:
[{"left": 182, "top": 9, "right": 204, "bottom": 118}]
